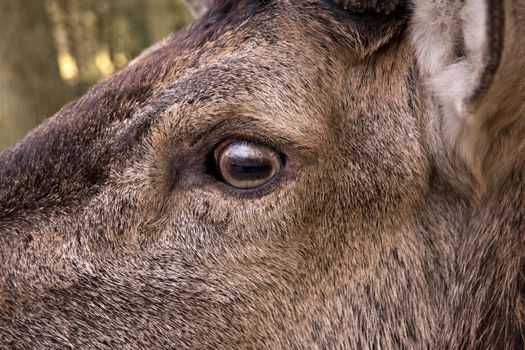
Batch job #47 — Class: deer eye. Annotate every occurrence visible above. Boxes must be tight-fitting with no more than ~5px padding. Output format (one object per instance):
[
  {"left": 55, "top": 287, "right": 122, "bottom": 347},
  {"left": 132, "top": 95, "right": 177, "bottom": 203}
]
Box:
[
  {"left": 214, "top": 140, "right": 283, "bottom": 190},
  {"left": 331, "top": 0, "right": 401, "bottom": 14}
]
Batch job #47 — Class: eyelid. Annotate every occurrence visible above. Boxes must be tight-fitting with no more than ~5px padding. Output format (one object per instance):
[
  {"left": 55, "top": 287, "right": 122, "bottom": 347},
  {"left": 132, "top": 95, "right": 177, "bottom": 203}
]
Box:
[{"left": 187, "top": 115, "right": 314, "bottom": 163}]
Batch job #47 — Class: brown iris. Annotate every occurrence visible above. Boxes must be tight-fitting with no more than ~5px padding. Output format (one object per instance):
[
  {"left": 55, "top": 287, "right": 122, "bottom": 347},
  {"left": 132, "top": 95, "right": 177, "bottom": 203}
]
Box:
[{"left": 214, "top": 140, "right": 282, "bottom": 190}]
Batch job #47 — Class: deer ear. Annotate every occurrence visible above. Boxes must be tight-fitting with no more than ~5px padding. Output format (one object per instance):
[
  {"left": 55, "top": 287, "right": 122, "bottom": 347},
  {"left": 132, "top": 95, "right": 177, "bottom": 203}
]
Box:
[{"left": 411, "top": 0, "right": 522, "bottom": 180}]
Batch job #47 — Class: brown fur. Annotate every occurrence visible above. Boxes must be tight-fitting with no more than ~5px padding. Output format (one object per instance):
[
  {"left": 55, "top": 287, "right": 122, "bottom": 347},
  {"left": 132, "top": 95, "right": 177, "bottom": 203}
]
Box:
[{"left": 0, "top": 0, "right": 523, "bottom": 348}]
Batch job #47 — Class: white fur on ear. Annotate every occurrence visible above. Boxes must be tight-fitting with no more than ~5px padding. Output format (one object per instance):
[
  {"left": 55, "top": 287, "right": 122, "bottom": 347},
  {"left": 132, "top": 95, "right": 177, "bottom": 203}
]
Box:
[{"left": 410, "top": 0, "right": 502, "bottom": 177}]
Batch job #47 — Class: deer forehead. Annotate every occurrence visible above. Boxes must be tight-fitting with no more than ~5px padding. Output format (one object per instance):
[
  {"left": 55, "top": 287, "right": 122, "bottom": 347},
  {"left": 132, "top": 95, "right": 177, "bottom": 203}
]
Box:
[{"left": 113, "top": 8, "right": 417, "bottom": 180}]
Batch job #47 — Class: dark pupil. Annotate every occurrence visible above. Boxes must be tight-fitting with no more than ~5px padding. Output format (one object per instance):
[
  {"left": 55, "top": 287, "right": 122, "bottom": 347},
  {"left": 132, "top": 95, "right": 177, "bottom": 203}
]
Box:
[{"left": 229, "top": 161, "right": 273, "bottom": 181}]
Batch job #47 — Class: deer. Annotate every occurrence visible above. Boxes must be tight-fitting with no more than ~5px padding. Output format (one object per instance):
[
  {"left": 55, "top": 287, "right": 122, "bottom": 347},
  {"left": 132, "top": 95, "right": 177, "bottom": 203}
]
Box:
[{"left": 0, "top": 0, "right": 523, "bottom": 348}]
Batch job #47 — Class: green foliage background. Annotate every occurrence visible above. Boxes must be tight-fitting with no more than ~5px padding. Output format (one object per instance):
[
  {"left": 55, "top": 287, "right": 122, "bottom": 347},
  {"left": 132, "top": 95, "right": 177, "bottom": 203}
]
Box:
[{"left": 0, "top": 0, "right": 192, "bottom": 149}]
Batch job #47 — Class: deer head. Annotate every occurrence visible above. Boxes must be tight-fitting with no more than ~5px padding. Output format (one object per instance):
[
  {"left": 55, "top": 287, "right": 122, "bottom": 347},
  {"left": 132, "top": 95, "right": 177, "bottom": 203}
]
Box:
[{"left": 0, "top": 0, "right": 523, "bottom": 348}]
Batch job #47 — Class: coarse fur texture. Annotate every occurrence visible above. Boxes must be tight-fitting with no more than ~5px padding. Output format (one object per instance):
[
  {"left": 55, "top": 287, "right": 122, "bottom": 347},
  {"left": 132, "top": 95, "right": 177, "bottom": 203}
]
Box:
[{"left": 0, "top": 0, "right": 523, "bottom": 349}]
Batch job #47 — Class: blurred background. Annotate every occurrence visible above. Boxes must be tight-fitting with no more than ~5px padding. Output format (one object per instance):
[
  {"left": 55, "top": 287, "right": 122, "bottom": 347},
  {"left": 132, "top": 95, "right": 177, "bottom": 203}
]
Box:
[{"left": 0, "top": 0, "right": 198, "bottom": 149}]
